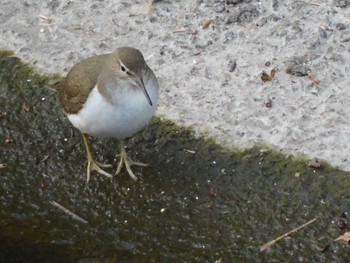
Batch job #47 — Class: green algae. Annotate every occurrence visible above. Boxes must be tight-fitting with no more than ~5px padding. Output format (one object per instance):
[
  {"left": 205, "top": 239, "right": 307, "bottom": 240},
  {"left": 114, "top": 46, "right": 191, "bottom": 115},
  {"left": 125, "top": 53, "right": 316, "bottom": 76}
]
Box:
[
  {"left": 0, "top": 49, "right": 14, "bottom": 60},
  {"left": 1, "top": 50, "right": 350, "bottom": 262}
]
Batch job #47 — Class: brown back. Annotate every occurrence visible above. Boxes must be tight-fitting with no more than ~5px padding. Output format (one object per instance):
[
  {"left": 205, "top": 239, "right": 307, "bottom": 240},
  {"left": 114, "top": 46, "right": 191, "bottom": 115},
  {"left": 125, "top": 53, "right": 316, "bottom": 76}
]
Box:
[{"left": 58, "top": 54, "right": 110, "bottom": 114}]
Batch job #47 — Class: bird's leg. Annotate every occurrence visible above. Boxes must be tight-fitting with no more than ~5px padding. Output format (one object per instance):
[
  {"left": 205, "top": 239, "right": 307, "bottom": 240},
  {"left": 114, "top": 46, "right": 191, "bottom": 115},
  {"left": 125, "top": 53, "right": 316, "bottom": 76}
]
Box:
[
  {"left": 115, "top": 140, "right": 149, "bottom": 181},
  {"left": 82, "top": 133, "right": 112, "bottom": 182}
]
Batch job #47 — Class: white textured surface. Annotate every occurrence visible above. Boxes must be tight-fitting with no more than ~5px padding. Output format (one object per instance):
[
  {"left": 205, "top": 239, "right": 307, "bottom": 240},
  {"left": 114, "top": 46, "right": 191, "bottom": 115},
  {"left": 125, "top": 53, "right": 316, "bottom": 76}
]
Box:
[{"left": 1, "top": 0, "right": 350, "bottom": 170}]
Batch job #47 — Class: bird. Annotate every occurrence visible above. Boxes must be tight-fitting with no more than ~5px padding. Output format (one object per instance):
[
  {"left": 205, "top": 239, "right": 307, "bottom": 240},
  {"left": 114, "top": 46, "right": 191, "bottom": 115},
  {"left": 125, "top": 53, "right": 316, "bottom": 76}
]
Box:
[{"left": 51, "top": 47, "right": 159, "bottom": 182}]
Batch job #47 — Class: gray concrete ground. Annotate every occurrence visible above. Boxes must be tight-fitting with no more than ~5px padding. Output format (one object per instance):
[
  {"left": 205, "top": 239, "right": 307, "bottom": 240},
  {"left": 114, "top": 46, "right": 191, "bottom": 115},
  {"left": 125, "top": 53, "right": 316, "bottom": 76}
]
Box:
[{"left": 1, "top": 0, "right": 349, "bottom": 170}]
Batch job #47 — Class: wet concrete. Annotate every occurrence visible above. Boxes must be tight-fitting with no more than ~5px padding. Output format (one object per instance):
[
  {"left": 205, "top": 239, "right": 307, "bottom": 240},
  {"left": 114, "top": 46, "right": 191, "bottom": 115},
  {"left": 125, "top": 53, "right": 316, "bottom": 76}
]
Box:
[{"left": 1, "top": 51, "right": 350, "bottom": 262}]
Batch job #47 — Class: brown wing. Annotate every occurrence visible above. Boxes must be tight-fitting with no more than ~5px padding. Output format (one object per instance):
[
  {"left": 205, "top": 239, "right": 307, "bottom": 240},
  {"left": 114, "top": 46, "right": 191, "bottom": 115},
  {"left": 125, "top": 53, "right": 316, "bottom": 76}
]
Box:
[{"left": 58, "top": 54, "right": 110, "bottom": 114}]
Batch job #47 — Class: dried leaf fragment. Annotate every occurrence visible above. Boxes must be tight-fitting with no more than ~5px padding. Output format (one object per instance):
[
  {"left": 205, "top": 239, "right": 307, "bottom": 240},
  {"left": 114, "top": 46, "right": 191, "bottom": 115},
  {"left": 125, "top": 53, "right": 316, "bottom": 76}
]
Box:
[
  {"left": 308, "top": 158, "right": 324, "bottom": 169},
  {"left": 307, "top": 70, "right": 320, "bottom": 84},
  {"left": 335, "top": 232, "right": 350, "bottom": 245},
  {"left": 202, "top": 19, "right": 213, "bottom": 29},
  {"left": 261, "top": 68, "right": 276, "bottom": 82},
  {"left": 22, "top": 102, "right": 32, "bottom": 112}
]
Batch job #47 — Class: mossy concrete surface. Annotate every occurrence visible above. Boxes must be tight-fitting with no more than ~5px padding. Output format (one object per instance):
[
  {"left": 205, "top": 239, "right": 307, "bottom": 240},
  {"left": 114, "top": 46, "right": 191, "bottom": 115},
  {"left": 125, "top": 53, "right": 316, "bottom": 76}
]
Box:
[{"left": 1, "top": 51, "right": 350, "bottom": 262}]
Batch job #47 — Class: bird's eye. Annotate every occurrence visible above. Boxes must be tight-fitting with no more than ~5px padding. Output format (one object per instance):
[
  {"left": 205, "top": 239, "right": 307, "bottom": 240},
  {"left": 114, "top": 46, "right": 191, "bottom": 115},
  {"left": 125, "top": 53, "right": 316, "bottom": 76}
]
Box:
[{"left": 121, "top": 65, "right": 126, "bottom": 72}]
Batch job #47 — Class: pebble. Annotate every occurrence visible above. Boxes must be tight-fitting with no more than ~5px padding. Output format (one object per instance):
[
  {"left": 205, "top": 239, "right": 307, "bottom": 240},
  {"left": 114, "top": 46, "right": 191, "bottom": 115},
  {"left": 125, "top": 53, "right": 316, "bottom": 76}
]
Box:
[{"left": 228, "top": 59, "right": 237, "bottom": 72}]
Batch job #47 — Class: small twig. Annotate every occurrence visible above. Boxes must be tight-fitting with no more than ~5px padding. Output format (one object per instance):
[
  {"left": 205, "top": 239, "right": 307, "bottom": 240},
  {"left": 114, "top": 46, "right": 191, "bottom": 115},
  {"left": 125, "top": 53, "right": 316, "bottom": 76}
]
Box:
[
  {"left": 172, "top": 28, "right": 186, "bottom": 33},
  {"left": 50, "top": 200, "right": 89, "bottom": 224},
  {"left": 260, "top": 218, "right": 317, "bottom": 252},
  {"left": 40, "top": 155, "right": 50, "bottom": 162},
  {"left": 183, "top": 149, "right": 196, "bottom": 154},
  {"left": 38, "top": 14, "right": 52, "bottom": 23},
  {"left": 297, "top": 1, "right": 320, "bottom": 6},
  {"left": 193, "top": 51, "right": 202, "bottom": 56}
]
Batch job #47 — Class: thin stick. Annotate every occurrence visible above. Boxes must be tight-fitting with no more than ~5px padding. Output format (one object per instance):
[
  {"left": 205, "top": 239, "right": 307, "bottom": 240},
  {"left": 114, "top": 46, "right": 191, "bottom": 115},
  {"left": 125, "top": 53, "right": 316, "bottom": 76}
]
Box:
[
  {"left": 183, "top": 149, "right": 196, "bottom": 154},
  {"left": 50, "top": 200, "right": 89, "bottom": 224},
  {"left": 38, "top": 15, "right": 52, "bottom": 23},
  {"left": 172, "top": 28, "right": 186, "bottom": 33},
  {"left": 297, "top": 1, "right": 320, "bottom": 6},
  {"left": 260, "top": 218, "right": 317, "bottom": 252}
]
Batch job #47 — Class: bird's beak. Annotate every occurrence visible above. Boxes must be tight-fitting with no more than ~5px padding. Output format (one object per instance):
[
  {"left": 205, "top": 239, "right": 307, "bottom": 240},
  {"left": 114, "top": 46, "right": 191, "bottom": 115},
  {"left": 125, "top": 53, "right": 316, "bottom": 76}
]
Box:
[{"left": 140, "top": 77, "right": 153, "bottom": 106}]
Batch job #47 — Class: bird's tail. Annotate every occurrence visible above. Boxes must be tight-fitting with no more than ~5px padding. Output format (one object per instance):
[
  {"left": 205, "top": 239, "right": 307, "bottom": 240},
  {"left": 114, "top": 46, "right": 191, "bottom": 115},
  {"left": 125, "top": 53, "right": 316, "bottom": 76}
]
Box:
[{"left": 45, "top": 78, "right": 64, "bottom": 92}]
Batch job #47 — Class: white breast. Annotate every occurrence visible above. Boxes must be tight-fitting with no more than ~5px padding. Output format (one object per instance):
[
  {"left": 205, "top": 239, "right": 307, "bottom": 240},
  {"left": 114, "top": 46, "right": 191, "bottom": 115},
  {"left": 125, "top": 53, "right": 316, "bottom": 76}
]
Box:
[{"left": 68, "top": 82, "right": 158, "bottom": 139}]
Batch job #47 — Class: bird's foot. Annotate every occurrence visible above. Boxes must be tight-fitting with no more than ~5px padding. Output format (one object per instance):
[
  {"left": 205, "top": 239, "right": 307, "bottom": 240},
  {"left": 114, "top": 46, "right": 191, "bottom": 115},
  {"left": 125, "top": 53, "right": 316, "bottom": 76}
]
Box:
[
  {"left": 82, "top": 133, "right": 113, "bottom": 182},
  {"left": 94, "top": 161, "right": 113, "bottom": 168},
  {"left": 87, "top": 159, "right": 113, "bottom": 182},
  {"left": 115, "top": 143, "right": 149, "bottom": 181}
]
